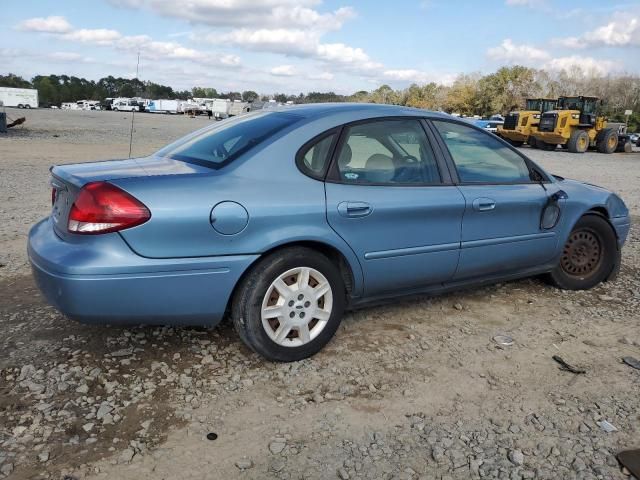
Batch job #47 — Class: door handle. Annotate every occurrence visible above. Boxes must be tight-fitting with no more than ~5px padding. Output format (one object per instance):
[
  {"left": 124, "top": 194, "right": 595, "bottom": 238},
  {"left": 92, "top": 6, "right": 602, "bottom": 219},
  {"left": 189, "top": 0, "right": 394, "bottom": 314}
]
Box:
[
  {"left": 337, "top": 201, "right": 372, "bottom": 218},
  {"left": 472, "top": 198, "right": 496, "bottom": 211}
]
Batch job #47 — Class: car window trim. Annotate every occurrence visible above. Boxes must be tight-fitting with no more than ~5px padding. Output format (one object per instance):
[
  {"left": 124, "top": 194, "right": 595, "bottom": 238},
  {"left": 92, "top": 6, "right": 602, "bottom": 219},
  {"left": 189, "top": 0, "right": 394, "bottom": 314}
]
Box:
[
  {"left": 325, "top": 116, "right": 450, "bottom": 187},
  {"left": 425, "top": 117, "right": 552, "bottom": 186},
  {"left": 295, "top": 128, "right": 341, "bottom": 181}
]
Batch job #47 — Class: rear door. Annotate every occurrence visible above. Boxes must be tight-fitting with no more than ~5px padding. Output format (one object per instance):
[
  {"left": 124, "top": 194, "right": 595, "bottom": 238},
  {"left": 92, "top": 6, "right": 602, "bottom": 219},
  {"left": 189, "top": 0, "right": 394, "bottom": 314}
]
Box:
[
  {"left": 430, "top": 119, "right": 557, "bottom": 280},
  {"left": 324, "top": 118, "right": 465, "bottom": 296}
]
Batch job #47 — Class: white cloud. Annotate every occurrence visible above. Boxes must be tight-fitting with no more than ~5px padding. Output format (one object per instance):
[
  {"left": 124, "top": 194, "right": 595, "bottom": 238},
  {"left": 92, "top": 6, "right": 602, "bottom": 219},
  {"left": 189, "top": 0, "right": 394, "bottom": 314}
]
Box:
[
  {"left": 48, "top": 52, "right": 92, "bottom": 62},
  {"left": 308, "top": 72, "right": 334, "bottom": 81},
  {"left": 16, "top": 16, "right": 240, "bottom": 69},
  {"left": 216, "top": 27, "right": 383, "bottom": 73},
  {"left": 17, "top": 15, "right": 72, "bottom": 33},
  {"left": 382, "top": 69, "right": 456, "bottom": 86},
  {"left": 316, "top": 43, "right": 382, "bottom": 70},
  {"left": 215, "top": 28, "right": 318, "bottom": 56},
  {"left": 505, "top": 0, "right": 536, "bottom": 6},
  {"left": 544, "top": 55, "right": 616, "bottom": 76},
  {"left": 107, "top": 0, "right": 355, "bottom": 30},
  {"left": 63, "top": 29, "right": 122, "bottom": 45},
  {"left": 486, "top": 39, "right": 550, "bottom": 64},
  {"left": 555, "top": 14, "right": 640, "bottom": 49},
  {"left": 487, "top": 38, "right": 617, "bottom": 75},
  {"left": 270, "top": 65, "right": 296, "bottom": 76}
]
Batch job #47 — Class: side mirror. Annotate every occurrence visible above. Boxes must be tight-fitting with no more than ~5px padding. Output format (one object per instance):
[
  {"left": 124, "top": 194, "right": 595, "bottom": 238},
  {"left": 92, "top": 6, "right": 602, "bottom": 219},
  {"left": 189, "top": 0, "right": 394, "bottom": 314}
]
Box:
[{"left": 541, "top": 190, "right": 568, "bottom": 230}]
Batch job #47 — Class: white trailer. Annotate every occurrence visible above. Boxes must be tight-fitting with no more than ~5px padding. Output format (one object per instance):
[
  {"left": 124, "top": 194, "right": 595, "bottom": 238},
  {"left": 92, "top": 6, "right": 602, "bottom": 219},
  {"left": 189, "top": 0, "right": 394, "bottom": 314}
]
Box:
[
  {"left": 147, "top": 99, "right": 181, "bottom": 114},
  {"left": 0, "top": 87, "right": 39, "bottom": 108},
  {"left": 209, "top": 99, "right": 231, "bottom": 119},
  {"left": 228, "top": 100, "right": 250, "bottom": 117}
]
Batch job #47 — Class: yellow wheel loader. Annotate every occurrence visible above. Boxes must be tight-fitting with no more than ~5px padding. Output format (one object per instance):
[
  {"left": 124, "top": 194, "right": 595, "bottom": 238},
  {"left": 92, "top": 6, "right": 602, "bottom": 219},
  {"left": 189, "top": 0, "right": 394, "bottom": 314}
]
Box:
[
  {"left": 532, "top": 96, "right": 621, "bottom": 154},
  {"left": 497, "top": 98, "right": 557, "bottom": 148}
]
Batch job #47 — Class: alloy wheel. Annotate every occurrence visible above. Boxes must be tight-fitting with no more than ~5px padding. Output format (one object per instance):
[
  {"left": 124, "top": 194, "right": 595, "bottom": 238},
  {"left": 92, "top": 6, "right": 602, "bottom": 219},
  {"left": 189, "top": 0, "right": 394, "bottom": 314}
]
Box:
[{"left": 261, "top": 267, "right": 333, "bottom": 347}]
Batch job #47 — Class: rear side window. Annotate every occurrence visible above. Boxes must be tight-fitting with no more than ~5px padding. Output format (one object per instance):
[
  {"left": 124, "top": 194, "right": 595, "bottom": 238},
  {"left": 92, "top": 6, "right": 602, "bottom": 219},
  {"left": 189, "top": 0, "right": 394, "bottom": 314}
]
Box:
[
  {"left": 432, "top": 120, "right": 532, "bottom": 184},
  {"left": 298, "top": 133, "right": 336, "bottom": 178},
  {"left": 157, "top": 112, "right": 301, "bottom": 167}
]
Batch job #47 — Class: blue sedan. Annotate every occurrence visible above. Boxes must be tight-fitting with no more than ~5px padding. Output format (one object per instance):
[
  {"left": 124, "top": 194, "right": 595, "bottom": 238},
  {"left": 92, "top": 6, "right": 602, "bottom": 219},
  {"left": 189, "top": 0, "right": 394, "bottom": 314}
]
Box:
[{"left": 28, "top": 104, "right": 631, "bottom": 361}]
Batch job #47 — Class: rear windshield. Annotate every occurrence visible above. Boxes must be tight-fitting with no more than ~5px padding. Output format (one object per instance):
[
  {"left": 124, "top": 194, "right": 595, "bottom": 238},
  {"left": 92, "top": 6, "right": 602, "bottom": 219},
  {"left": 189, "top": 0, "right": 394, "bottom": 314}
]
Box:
[{"left": 157, "top": 112, "right": 301, "bottom": 167}]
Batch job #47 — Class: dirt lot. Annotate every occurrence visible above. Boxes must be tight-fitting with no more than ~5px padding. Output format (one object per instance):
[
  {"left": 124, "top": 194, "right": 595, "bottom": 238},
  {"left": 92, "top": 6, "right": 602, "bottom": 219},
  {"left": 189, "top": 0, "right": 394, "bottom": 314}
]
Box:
[{"left": 1, "top": 109, "right": 639, "bottom": 480}]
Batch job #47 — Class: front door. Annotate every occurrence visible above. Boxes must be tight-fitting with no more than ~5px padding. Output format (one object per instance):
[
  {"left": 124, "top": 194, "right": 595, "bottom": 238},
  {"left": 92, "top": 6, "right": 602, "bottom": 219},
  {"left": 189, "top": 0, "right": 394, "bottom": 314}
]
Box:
[
  {"left": 324, "top": 118, "right": 466, "bottom": 296},
  {"left": 430, "top": 119, "right": 557, "bottom": 280}
]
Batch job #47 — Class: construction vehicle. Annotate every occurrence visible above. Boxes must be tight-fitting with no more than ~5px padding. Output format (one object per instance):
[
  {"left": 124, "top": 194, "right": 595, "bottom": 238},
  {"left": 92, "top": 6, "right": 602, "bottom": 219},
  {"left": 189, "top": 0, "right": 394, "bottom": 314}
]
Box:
[
  {"left": 532, "top": 96, "right": 624, "bottom": 154},
  {"left": 497, "top": 98, "right": 557, "bottom": 147}
]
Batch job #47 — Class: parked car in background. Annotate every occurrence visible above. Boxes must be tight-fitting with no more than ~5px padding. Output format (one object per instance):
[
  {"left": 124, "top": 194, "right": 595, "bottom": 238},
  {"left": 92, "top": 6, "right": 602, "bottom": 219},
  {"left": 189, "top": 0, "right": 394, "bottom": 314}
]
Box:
[
  {"left": 629, "top": 133, "right": 639, "bottom": 144},
  {"left": 485, "top": 120, "right": 504, "bottom": 133},
  {"left": 29, "top": 104, "right": 630, "bottom": 362},
  {"left": 112, "top": 99, "right": 141, "bottom": 112}
]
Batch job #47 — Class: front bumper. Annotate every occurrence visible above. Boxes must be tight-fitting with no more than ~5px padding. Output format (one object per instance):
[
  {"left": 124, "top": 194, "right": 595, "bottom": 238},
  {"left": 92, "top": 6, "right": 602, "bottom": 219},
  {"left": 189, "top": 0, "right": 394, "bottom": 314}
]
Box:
[
  {"left": 533, "top": 132, "right": 567, "bottom": 145},
  {"left": 612, "top": 215, "right": 631, "bottom": 248},
  {"left": 28, "top": 218, "right": 258, "bottom": 326},
  {"left": 500, "top": 130, "right": 529, "bottom": 142}
]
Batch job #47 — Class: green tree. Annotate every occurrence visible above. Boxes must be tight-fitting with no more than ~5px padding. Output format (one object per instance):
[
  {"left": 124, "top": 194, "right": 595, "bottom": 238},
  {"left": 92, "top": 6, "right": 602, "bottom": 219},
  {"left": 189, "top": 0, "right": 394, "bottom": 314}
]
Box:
[
  {"left": 242, "top": 90, "right": 259, "bottom": 102},
  {"left": 0, "top": 73, "right": 32, "bottom": 88}
]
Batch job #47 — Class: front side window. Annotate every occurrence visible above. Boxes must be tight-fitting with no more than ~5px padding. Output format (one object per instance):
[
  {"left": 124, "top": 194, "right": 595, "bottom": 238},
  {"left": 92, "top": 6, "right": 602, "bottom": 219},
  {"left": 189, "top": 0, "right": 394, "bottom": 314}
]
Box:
[
  {"left": 335, "top": 119, "right": 440, "bottom": 185},
  {"left": 157, "top": 112, "right": 301, "bottom": 167},
  {"left": 432, "top": 120, "right": 532, "bottom": 184}
]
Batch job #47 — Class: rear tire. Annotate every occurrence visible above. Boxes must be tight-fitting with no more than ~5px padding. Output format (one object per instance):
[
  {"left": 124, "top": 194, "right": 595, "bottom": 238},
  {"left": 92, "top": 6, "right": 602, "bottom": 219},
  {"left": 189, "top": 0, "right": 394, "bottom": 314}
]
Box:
[
  {"left": 509, "top": 140, "right": 524, "bottom": 147},
  {"left": 528, "top": 136, "right": 538, "bottom": 149},
  {"left": 547, "top": 214, "right": 619, "bottom": 290},
  {"left": 231, "top": 247, "right": 346, "bottom": 362},
  {"left": 568, "top": 129, "right": 589, "bottom": 153},
  {"left": 596, "top": 128, "right": 618, "bottom": 154}
]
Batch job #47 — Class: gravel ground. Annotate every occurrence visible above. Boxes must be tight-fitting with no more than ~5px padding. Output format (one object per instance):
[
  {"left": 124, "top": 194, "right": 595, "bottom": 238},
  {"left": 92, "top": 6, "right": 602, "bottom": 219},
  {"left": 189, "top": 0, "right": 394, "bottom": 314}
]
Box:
[{"left": 1, "top": 109, "right": 639, "bottom": 480}]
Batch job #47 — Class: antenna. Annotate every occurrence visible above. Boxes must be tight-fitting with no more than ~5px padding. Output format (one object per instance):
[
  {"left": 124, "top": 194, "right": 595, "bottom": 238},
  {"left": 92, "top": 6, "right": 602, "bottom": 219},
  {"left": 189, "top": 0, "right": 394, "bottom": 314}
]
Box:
[{"left": 128, "top": 51, "right": 140, "bottom": 158}]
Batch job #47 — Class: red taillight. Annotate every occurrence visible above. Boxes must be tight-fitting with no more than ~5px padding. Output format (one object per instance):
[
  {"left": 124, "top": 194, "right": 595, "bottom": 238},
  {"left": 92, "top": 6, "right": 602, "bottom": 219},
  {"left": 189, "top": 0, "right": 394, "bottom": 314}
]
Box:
[
  {"left": 68, "top": 182, "right": 150, "bottom": 234},
  {"left": 51, "top": 187, "right": 56, "bottom": 206}
]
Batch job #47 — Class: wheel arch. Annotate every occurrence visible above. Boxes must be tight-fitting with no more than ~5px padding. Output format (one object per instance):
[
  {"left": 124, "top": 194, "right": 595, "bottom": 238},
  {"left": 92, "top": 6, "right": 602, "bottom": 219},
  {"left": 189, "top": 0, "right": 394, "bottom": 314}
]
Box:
[
  {"left": 224, "top": 238, "right": 363, "bottom": 318},
  {"left": 562, "top": 207, "right": 622, "bottom": 283}
]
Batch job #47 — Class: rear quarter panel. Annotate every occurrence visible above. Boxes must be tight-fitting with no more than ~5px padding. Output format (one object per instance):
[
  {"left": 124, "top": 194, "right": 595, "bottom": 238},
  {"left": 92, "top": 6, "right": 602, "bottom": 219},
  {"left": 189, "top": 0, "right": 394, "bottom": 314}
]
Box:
[{"left": 114, "top": 112, "right": 400, "bottom": 297}]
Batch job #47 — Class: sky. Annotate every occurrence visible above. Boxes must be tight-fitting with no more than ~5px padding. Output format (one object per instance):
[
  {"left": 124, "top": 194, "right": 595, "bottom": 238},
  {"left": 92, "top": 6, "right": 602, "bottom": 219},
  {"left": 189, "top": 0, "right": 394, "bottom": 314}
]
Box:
[{"left": 1, "top": 0, "right": 639, "bottom": 95}]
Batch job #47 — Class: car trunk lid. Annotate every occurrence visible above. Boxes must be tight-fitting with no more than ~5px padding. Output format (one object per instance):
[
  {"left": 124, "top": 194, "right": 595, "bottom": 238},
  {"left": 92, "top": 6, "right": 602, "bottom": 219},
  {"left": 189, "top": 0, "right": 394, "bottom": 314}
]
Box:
[{"left": 50, "top": 156, "right": 213, "bottom": 238}]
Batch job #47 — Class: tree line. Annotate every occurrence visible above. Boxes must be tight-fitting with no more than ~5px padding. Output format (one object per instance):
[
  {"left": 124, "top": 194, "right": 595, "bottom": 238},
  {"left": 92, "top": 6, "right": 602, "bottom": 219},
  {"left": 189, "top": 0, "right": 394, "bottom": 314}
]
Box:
[{"left": 1, "top": 66, "right": 638, "bottom": 129}]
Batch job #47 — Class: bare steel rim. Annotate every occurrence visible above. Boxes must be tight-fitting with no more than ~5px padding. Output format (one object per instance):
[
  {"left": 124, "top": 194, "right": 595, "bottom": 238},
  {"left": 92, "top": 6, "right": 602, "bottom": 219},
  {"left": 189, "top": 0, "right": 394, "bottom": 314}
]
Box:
[
  {"left": 261, "top": 267, "right": 333, "bottom": 348},
  {"left": 560, "top": 229, "right": 603, "bottom": 277}
]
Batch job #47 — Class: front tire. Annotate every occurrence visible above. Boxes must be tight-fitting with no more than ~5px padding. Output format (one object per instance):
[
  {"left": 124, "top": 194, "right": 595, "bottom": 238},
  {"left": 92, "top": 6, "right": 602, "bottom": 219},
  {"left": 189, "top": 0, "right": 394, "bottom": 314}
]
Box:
[
  {"left": 568, "top": 130, "right": 589, "bottom": 153},
  {"left": 597, "top": 128, "right": 618, "bottom": 154},
  {"left": 232, "top": 247, "right": 346, "bottom": 362},
  {"left": 547, "top": 214, "right": 619, "bottom": 290}
]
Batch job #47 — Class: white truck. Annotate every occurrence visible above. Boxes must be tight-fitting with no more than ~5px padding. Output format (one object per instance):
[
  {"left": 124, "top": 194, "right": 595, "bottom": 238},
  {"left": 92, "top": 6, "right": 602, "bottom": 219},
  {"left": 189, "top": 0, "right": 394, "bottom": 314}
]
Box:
[
  {"left": 112, "top": 99, "right": 141, "bottom": 112},
  {"left": 0, "top": 87, "right": 39, "bottom": 108},
  {"left": 147, "top": 99, "right": 181, "bottom": 114}
]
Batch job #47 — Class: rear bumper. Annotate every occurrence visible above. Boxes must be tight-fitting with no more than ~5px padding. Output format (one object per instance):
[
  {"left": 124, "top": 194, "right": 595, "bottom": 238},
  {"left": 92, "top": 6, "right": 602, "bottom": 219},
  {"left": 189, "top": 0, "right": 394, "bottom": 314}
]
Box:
[{"left": 28, "top": 218, "right": 258, "bottom": 326}]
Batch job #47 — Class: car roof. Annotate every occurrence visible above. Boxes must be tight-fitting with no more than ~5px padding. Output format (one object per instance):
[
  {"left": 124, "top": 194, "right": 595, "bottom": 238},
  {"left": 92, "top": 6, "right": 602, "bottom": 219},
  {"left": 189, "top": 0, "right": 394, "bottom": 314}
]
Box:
[{"left": 269, "top": 102, "right": 451, "bottom": 121}]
